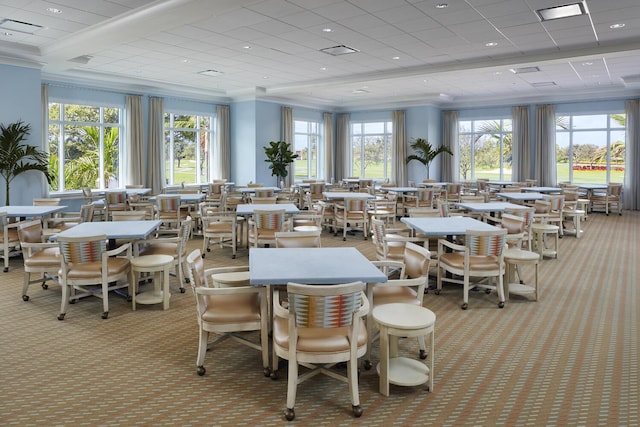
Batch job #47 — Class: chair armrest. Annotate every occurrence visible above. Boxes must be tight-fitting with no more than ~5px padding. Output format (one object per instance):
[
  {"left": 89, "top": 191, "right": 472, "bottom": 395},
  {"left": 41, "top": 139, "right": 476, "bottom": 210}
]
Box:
[
  {"left": 356, "top": 291, "right": 370, "bottom": 317},
  {"left": 105, "top": 242, "right": 132, "bottom": 258},
  {"left": 438, "top": 238, "right": 465, "bottom": 255},
  {"left": 272, "top": 289, "right": 290, "bottom": 319},
  {"left": 20, "top": 241, "right": 58, "bottom": 250}
]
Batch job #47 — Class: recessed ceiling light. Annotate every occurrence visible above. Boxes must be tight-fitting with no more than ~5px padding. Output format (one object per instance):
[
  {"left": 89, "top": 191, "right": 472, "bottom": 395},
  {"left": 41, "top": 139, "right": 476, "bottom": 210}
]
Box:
[
  {"left": 320, "top": 67, "right": 327, "bottom": 71},
  {"left": 1, "top": 31, "right": 12, "bottom": 36},
  {"left": 485, "top": 42, "right": 498, "bottom": 47},
  {"left": 46, "top": 7, "right": 62, "bottom": 14},
  {"left": 181, "top": 59, "right": 190, "bottom": 63},
  {"left": 536, "top": 3, "right": 586, "bottom": 21},
  {"left": 494, "top": 71, "right": 503, "bottom": 75},
  {"left": 320, "top": 45, "right": 359, "bottom": 56},
  {"left": 610, "top": 23, "right": 625, "bottom": 29},
  {"left": 352, "top": 88, "right": 370, "bottom": 95},
  {"left": 582, "top": 61, "right": 593, "bottom": 66},
  {"left": 392, "top": 56, "right": 400, "bottom": 60},
  {"left": 322, "top": 28, "right": 332, "bottom": 32},
  {"left": 436, "top": 3, "right": 448, "bottom": 9},
  {"left": 531, "top": 81, "right": 556, "bottom": 87},
  {"left": 509, "top": 66, "right": 541, "bottom": 74},
  {"left": 198, "top": 69, "right": 223, "bottom": 76},
  {"left": 243, "top": 45, "right": 252, "bottom": 49}
]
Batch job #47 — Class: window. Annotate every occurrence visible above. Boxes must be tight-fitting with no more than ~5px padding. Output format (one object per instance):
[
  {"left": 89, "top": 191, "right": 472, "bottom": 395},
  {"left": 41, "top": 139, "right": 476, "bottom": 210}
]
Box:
[
  {"left": 293, "top": 120, "right": 320, "bottom": 180},
  {"left": 350, "top": 121, "right": 392, "bottom": 180},
  {"left": 48, "top": 103, "right": 123, "bottom": 191},
  {"left": 556, "top": 114, "right": 625, "bottom": 184},
  {"left": 458, "top": 119, "right": 512, "bottom": 181},
  {"left": 164, "top": 113, "right": 215, "bottom": 186}
]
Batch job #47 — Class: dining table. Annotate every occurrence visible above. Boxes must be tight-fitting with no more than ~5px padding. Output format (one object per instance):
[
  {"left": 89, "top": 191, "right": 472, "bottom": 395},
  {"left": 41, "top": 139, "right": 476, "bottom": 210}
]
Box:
[
  {"left": 322, "top": 191, "right": 375, "bottom": 201},
  {"left": 455, "top": 201, "right": 524, "bottom": 219},
  {"left": 51, "top": 219, "right": 162, "bottom": 249},
  {"left": 236, "top": 203, "right": 300, "bottom": 248},
  {"left": 496, "top": 192, "right": 545, "bottom": 203},
  {"left": 401, "top": 216, "right": 499, "bottom": 238},
  {"left": 522, "top": 186, "right": 562, "bottom": 194}
]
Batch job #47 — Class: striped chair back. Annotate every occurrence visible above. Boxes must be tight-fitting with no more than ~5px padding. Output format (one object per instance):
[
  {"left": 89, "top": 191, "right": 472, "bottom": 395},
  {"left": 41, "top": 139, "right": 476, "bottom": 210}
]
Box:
[
  {"left": 344, "top": 198, "right": 366, "bottom": 212},
  {"left": 157, "top": 195, "right": 181, "bottom": 212},
  {"left": 288, "top": 282, "right": 363, "bottom": 328},
  {"left": 466, "top": 229, "right": 507, "bottom": 257},
  {"left": 254, "top": 210, "right": 286, "bottom": 230},
  {"left": 106, "top": 191, "right": 126, "bottom": 205},
  {"left": 79, "top": 204, "right": 95, "bottom": 223},
  {"left": 417, "top": 188, "right": 435, "bottom": 202},
  {"left": 309, "top": 183, "right": 325, "bottom": 195},
  {"left": 59, "top": 235, "right": 106, "bottom": 264},
  {"left": 254, "top": 189, "right": 275, "bottom": 198}
]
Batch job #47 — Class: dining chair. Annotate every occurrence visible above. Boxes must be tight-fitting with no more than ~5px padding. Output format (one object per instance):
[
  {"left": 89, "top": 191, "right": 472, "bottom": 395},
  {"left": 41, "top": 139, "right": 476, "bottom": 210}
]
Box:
[
  {"left": 333, "top": 198, "right": 368, "bottom": 241},
  {"left": 47, "top": 203, "right": 95, "bottom": 232},
  {"left": 542, "top": 195, "right": 565, "bottom": 237},
  {"left": 83, "top": 187, "right": 105, "bottom": 220},
  {"left": 104, "top": 190, "right": 128, "bottom": 220},
  {"left": 370, "top": 217, "right": 421, "bottom": 262},
  {"left": 254, "top": 188, "right": 275, "bottom": 198},
  {"left": 17, "top": 219, "right": 60, "bottom": 301},
  {"left": 57, "top": 233, "right": 134, "bottom": 320},
  {"left": 110, "top": 210, "right": 147, "bottom": 221},
  {"left": 248, "top": 209, "right": 289, "bottom": 248},
  {"left": 185, "top": 249, "right": 269, "bottom": 378},
  {"left": 135, "top": 217, "right": 192, "bottom": 293},
  {"left": 0, "top": 211, "right": 21, "bottom": 273},
  {"left": 250, "top": 196, "right": 278, "bottom": 204},
  {"left": 436, "top": 228, "right": 508, "bottom": 310},
  {"left": 504, "top": 206, "right": 535, "bottom": 251},
  {"left": 32, "top": 197, "right": 61, "bottom": 206},
  {"left": 156, "top": 194, "right": 185, "bottom": 232},
  {"left": 127, "top": 193, "right": 157, "bottom": 219},
  {"left": 590, "top": 183, "right": 623, "bottom": 216},
  {"left": 201, "top": 211, "right": 238, "bottom": 258},
  {"left": 271, "top": 281, "right": 369, "bottom": 421},
  {"left": 274, "top": 230, "right": 321, "bottom": 248}
]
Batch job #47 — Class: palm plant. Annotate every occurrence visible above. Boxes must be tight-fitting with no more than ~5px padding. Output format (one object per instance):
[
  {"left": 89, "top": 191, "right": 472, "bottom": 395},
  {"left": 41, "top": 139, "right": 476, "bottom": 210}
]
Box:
[
  {"left": 0, "top": 120, "right": 53, "bottom": 205},
  {"left": 406, "top": 138, "right": 453, "bottom": 179}
]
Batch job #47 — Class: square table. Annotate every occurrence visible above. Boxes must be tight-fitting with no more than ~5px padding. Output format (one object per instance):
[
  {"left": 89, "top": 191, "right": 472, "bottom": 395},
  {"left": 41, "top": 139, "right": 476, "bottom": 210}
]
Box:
[
  {"left": 455, "top": 201, "right": 523, "bottom": 213},
  {"left": 236, "top": 204, "right": 300, "bottom": 248},
  {"left": 497, "top": 192, "right": 544, "bottom": 203},
  {"left": 322, "top": 192, "right": 375, "bottom": 200},
  {"left": 522, "top": 187, "right": 562, "bottom": 194},
  {"left": 52, "top": 220, "right": 162, "bottom": 249},
  {"left": 148, "top": 193, "right": 205, "bottom": 204},
  {"left": 380, "top": 187, "right": 418, "bottom": 193},
  {"left": 401, "top": 216, "right": 498, "bottom": 237},
  {"left": 234, "top": 186, "right": 282, "bottom": 194},
  {"left": 249, "top": 247, "right": 387, "bottom": 285}
]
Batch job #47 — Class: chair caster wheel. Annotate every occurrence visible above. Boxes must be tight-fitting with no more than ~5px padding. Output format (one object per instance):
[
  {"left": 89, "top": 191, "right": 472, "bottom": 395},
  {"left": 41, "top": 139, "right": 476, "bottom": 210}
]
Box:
[
  {"left": 485, "top": 289, "right": 491, "bottom": 294},
  {"left": 461, "top": 303, "right": 468, "bottom": 310},
  {"left": 363, "top": 360, "right": 372, "bottom": 370},
  {"left": 499, "top": 301, "right": 505, "bottom": 308},
  {"left": 201, "top": 253, "right": 206, "bottom": 258},
  {"left": 263, "top": 367, "right": 271, "bottom": 377},
  {"left": 22, "top": 295, "right": 29, "bottom": 301},
  {"left": 232, "top": 255, "right": 236, "bottom": 259},
  {"left": 270, "top": 371, "right": 278, "bottom": 380},
  {"left": 434, "top": 290, "right": 440, "bottom": 295},
  {"left": 419, "top": 350, "right": 427, "bottom": 360},
  {"left": 352, "top": 405, "right": 363, "bottom": 417},
  {"left": 42, "top": 283, "right": 48, "bottom": 290},
  {"left": 58, "top": 313, "right": 65, "bottom": 320},
  {"left": 102, "top": 312, "right": 109, "bottom": 319},
  {"left": 197, "top": 366, "right": 206, "bottom": 376},
  {"left": 285, "top": 408, "right": 295, "bottom": 421},
  {"left": 207, "top": 247, "right": 211, "bottom": 252},
  {"left": 343, "top": 237, "right": 346, "bottom": 241},
  {"left": 180, "top": 288, "right": 186, "bottom": 293},
  {"left": 3, "top": 267, "right": 8, "bottom": 272}
]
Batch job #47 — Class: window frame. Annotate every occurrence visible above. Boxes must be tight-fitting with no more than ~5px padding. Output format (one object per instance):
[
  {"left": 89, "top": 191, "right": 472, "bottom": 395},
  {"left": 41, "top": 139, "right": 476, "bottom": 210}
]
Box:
[
  {"left": 293, "top": 119, "right": 321, "bottom": 181},
  {"left": 458, "top": 118, "right": 512, "bottom": 181},
  {"left": 349, "top": 120, "right": 393, "bottom": 180}
]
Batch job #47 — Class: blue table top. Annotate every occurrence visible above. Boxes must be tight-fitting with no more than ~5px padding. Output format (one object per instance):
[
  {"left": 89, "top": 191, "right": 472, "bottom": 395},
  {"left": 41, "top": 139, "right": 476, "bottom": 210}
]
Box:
[
  {"left": 1, "top": 205, "right": 67, "bottom": 217},
  {"left": 401, "top": 216, "right": 498, "bottom": 236},
  {"left": 322, "top": 192, "right": 375, "bottom": 200},
  {"left": 249, "top": 247, "right": 387, "bottom": 285},
  {"left": 236, "top": 204, "right": 299, "bottom": 215},
  {"left": 148, "top": 193, "right": 205, "bottom": 203},
  {"left": 497, "top": 192, "right": 544, "bottom": 201},
  {"left": 455, "top": 202, "right": 523, "bottom": 212},
  {"left": 51, "top": 220, "right": 162, "bottom": 240}
]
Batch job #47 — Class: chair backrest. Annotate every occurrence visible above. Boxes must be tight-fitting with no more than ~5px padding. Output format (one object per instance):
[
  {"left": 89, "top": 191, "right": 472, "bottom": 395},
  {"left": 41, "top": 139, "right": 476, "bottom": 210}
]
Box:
[
  {"left": 254, "top": 209, "right": 286, "bottom": 230},
  {"left": 58, "top": 234, "right": 107, "bottom": 264},
  {"left": 254, "top": 189, "right": 275, "bottom": 198},
  {"left": 500, "top": 213, "right": 525, "bottom": 234},
  {"left": 33, "top": 198, "right": 61, "bottom": 206},
  {"left": 178, "top": 217, "right": 193, "bottom": 254},
  {"left": 287, "top": 281, "right": 364, "bottom": 328},
  {"left": 211, "top": 183, "right": 225, "bottom": 196},
  {"left": 417, "top": 188, "right": 435, "bottom": 202},
  {"left": 446, "top": 183, "right": 461, "bottom": 195},
  {"left": 186, "top": 248, "right": 208, "bottom": 288},
  {"left": 403, "top": 242, "right": 431, "bottom": 279},
  {"left": 105, "top": 191, "right": 127, "bottom": 205},
  {"left": 533, "top": 199, "right": 551, "bottom": 214},
  {"left": 370, "top": 217, "right": 386, "bottom": 255},
  {"left": 407, "top": 207, "right": 440, "bottom": 217},
  {"left": 156, "top": 194, "right": 181, "bottom": 212},
  {"left": 275, "top": 230, "right": 321, "bottom": 248},
  {"left": 359, "top": 179, "right": 373, "bottom": 189},
  {"left": 344, "top": 198, "right": 366, "bottom": 212},
  {"left": 504, "top": 206, "right": 535, "bottom": 229},
  {"left": 125, "top": 184, "right": 144, "bottom": 189},
  {"left": 437, "top": 199, "right": 449, "bottom": 217},
  {"left": 543, "top": 195, "right": 564, "bottom": 212},
  {"left": 17, "top": 219, "right": 44, "bottom": 244},
  {"left": 251, "top": 196, "right": 278, "bottom": 204},
  {"left": 309, "top": 182, "right": 325, "bottom": 195},
  {"left": 111, "top": 211, "right": 147, "bottom": 221},
  {"left": 466, "top": 229, "right": 507, "bottom": 257},
  {"left": 247, "top": 183, "right": 263, "bottom": 188},
  {"left": 609, "top": 183, "right": 622, "bottom": 197}
]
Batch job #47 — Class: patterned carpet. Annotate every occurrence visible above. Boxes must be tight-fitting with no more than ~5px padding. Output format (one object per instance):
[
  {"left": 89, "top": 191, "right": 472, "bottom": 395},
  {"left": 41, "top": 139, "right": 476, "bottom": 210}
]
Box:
[{"left": 0, "top": 211, "right": 638, "bottom": 426}]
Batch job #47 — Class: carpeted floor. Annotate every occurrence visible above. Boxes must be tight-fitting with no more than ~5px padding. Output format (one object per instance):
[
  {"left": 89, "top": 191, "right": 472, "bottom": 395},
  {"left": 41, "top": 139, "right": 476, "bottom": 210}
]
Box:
[{"left": 0, "top": 210, "right": 638, "bottom": 426}]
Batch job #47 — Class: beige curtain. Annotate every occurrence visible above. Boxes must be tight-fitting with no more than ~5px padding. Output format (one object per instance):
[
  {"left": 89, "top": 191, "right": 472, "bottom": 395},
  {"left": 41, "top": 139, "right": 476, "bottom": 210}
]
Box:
[
  {"left": 126, "top": 95, "right": 144, "bottom": 185},
  {"left": 147, "top": 96, "right": 164, "bottom": 194},
  {"left": 215, "top": 105, "right": 230, "bottom": 180},
  {"left": 442, "top": 110, "right": 459, "bottom": 182},
  {"left": 625, "top": 99, "right": 639, "bottom": 210},
  {"left": 535, "top": 105, "right": 556, "bottom": 186},
  {"left": 323, "top": 112, "right": 334, "bottom": 182},
  {"left": 392, "top": 110, "right": 406, "bottom": 185},
  {"left": 41, "top": 84, "right": 50, "bottom": 196},
  {"left": 281, "top": 106, "right": 294, "bottom": 187},
  {"left": 336, "top": 113, "right": 350, "bottom": 181},
  {"left": 512, "top": 106, "right": 530, "bottom": 182}
]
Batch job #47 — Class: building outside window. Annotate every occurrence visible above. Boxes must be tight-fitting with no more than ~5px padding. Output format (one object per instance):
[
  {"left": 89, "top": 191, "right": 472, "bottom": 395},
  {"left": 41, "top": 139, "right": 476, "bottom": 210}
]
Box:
[
  {"left": 293, "top": 119, "right": 320, "bottom": 181},
  {"left": 48, "top": 103, "right": 122, "bottom": 191},
  {"left": 555, "top": 113, "right": 625, "bottom": 184},
  {"left": 164, "top": 113, "right": 215, "bottom": 186},
  {"left": 458, "top": 118, "right": 512, "bottom": 181},
  {"left": 350, "top": 121, "right": 392, "bottom": 180}
]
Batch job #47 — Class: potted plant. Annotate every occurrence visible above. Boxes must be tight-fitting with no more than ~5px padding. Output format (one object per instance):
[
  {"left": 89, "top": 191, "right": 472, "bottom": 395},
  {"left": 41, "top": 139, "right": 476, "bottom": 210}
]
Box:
[
  {"left": 406, "top": 138, "right": 453, "bottom": 180},
  {"left": 263, "top": 141, "right": 299, "bottom": 186},
  {"left": 0, "top": 120, "right": 53, "bottom": 205}
]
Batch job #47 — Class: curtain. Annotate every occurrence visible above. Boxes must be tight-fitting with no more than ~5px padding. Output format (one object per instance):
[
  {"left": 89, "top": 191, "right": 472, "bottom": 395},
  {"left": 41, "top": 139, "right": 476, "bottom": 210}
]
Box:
[
  {"left": 442, "top": 110, "right": 459, "bottom": 182},
  {"left": 534, "top": 105, "right": 556, "bottom": 186},
  {"left": 512, "top": 106, "right": 530, "bottom": 182},
  {"left": 215, "top": 105, "right": 230, "bottom": 180},
  {"left": 281, "top": 106, "right": 294, "bottom": 187},
  {"left": 147, "top": 96, "right": 164, "bottom": 194},
  {"left": 625, "top": 99, "right": 640, "bottom": 210},
  {"left": 336, "top": 114, "right": 350, "bottom": 181},
  {"left": 126, "top": 95, "right": 144, "bottom": 185},
  {"left": 323, "top": 112, "right": 334, "bottom": 183},
  {"left": 41, "top": 84, "right": 50, "bottom": 196},
  {"left": 392, "top": 110, "right": 406, "bottom": 185}
]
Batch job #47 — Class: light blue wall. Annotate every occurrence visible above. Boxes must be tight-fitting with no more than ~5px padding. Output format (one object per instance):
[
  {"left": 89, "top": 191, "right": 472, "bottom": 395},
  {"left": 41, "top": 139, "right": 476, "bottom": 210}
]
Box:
[
  {"left": 230, "top": 100, "right": 257, "bottom": 186},
  {"left": 255, "top": 101, "right": 281, "bottom": 186},
  {"left": 406, "top": 105, "right": 442, "bottom": 183},
  {"left": 1, "top": 64, "right": 44, "bottom": 206}
]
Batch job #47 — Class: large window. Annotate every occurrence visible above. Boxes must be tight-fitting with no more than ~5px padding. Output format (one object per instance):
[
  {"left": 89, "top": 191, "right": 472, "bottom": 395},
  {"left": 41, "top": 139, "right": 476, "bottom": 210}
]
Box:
[
  {"left": 48, "top": 103, "right": 122, "bottom": 191},
  {"left": 164, "top": 113, "right": 215, "bottom": 186},
  {"left": 350, "top": 121, "right": 392, "bottom": 180},
  {"left": 458, "top": 119, "right": 512, "bottom": 181},
  {"left": 294, "top": 120, "right": 320, "bottom": 180},
  {"left": 556, "top": 114, "right": 625, "bottom": 184}
]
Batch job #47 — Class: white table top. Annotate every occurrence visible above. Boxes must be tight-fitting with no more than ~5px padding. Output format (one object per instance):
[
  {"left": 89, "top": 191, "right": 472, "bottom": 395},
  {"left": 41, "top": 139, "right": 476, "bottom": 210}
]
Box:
[
  {"left": 574, "top": 183, "right": 608, "bottom": 190},
  {"left": 497, "top": 192, "right": 544, "bottom": 201},
  {"left": 148, "top": 193, "right": 205, "bottom": 203},
  {"left": 322, "top": 192, "right": 375, "bottom": 200},
  {"left": 522, "top": 187, "right": 562, "bottom": 193},
  {"left": 2, "top": 205, "right": 67, "bottom": 217},
  {"left": 236, "top": 204, "right": 300, "bottom": 215},
  {"left": 401, "top": 216, "right": 498, "bottom": 236},
  {"left": 249, "top": 247, "right": 387, "bottom": 285},
  {"left": 372, "top": 303, "right": 436, "bottom": 329},
  {"left": 51, "top": 220, "right": 162, "bottom": 240},
  {"left": 234, "top": 187, "right": 282, "bottom": 193},
  {"left": 382, "top": 187, "right": 418, "bottom": 193},
  {"left": 455, "top": 202, "right": 523, "bottom": 212}
]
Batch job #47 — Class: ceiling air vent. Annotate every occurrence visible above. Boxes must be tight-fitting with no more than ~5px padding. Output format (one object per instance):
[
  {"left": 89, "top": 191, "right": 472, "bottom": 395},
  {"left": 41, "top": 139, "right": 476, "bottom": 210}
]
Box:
[
  {"left": 320, "top": 45, "right": 359, "bottom": 56},
  {"left": 0, "top": 18, "right": 44, "bottom": 34},
  {"left": 531, "top": 82, "right": 557, "bottom": 87}
]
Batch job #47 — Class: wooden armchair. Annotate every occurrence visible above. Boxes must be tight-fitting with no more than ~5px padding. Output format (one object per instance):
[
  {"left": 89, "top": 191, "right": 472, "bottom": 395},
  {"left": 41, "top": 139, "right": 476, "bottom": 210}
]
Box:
[{"left": 17, "top": 219, "right": 60, "bottom": 301}]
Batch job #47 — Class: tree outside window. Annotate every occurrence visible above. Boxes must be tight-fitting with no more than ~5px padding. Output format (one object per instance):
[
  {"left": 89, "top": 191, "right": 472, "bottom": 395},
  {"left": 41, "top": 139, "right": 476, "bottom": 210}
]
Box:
[
  {"left": 350, "top": 121, "right": 392, "bottom": 180},
  {"left": 48, "top": 103, "right": 122, "bottom": 191},
  {"left": 458, "top": 119, "right": 512, "bottom": 181},
  {"left": 294, "top": 120, "right": 320, "bottom": 180},
  {"left": 164, "top": 113, "right": 214, "bottom": 185}
]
